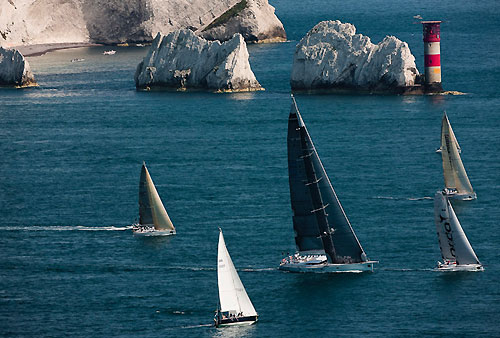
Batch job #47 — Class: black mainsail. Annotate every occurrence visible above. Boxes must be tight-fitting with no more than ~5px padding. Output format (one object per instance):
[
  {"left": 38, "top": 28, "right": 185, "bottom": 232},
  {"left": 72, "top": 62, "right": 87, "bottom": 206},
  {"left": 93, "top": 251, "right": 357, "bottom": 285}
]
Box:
[{"left": 287, "top": 97, "right": 367, "bottom": 264}]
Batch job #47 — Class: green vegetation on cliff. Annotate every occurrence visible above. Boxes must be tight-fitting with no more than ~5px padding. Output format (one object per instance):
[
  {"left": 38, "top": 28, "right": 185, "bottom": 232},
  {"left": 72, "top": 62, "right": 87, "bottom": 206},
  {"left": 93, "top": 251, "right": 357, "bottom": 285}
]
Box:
[{"left": 202, "top": 0, "right": 247, "bottom": 32}]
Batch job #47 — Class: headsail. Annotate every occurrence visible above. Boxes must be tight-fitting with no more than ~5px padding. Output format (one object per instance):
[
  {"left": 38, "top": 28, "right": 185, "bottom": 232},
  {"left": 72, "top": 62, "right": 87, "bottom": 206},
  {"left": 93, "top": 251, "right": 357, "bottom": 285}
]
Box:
[
  {"left": 440, "top": 113, "right": 474, "bottom": 195},
  {"left": 434, "top": 191, "right": 480, "bottom": 265},
  {"left": 287, "top": 96, "right": 367, "bottom": 264},
  {"left": 217, "top": 230, "right": 257, "bottom": 316},
  {"left": 138, "top": 163, "right": 175, "bottom": 231}
]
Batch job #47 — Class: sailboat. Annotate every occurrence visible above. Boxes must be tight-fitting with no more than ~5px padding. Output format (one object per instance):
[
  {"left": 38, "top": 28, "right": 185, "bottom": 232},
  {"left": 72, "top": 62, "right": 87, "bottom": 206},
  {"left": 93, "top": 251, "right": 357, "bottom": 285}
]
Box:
[
  {"left": 434, "top": 190, "right": 483, "bottom": 271},
  {"left": 279, "top": 96, "right": 377, "bottom": 273},
  {"left": 215, "top": 229, "right": 258, "bottom": 327},
  {"left": 440, "top": 112, "right": 476, "bottom": 200},
  {"left": 132, "top": 162, "right": 176, "bottom": 236}
]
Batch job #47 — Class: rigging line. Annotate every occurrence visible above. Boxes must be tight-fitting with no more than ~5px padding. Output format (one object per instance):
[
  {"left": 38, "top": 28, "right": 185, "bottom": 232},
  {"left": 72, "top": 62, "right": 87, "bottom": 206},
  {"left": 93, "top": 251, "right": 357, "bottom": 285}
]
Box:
[
  {"left": 305, "top": 176, "right": 323, "bottom": 186},
  {"left": 311, "top": 203, "right": 329, "bottom": 213}
]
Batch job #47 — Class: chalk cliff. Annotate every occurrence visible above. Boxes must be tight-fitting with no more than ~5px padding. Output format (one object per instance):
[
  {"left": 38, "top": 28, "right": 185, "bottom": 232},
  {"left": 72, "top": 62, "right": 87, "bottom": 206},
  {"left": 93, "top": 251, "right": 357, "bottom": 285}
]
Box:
[
  {"left": 134, "top": 30, "right": 262, "bottom": 92},
  {"left": 0, "top": 47, "right": 37, "bottom": 87},
  {"left": 200, "top": 0, "right": 286, "bottom": 43},
  {"left": 290, "top": 21, "right": 419, "bottom": 92},
  {"left": 0, "top": 0, "right": 285, "bottom": 47}
]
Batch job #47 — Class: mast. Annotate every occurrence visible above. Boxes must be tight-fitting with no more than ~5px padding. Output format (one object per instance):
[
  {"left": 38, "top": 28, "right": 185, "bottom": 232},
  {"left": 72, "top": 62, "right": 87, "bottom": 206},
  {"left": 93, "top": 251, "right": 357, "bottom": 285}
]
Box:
[
  {"left": 298, "top": 119, "right": 338, "bottom": 263},
  {"left": 288, "top": 96, "right": 367, "bottom": 263},
  {"left": 139, "top": 163, "right": 153, "bottom": 226}
]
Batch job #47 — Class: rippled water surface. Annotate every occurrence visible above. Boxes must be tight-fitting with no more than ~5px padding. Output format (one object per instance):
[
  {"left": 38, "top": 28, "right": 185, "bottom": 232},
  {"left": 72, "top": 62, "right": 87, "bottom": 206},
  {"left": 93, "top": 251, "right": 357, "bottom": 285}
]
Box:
[{"left": 1, "top": 1, "right": 499, "bottom": 337}]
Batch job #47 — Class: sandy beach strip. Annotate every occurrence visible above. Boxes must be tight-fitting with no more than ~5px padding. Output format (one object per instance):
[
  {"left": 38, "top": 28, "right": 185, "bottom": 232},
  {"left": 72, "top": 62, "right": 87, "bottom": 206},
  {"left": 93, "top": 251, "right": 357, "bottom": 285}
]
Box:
[{"left": 15, "top": 42, "right": 102, "bottom": 57}]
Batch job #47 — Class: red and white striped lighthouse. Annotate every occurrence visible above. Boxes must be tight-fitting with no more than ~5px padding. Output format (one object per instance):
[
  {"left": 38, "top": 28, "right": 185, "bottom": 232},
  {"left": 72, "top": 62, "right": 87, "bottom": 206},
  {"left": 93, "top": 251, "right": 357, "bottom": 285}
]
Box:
[{"left": 421, "top": 21, "right": 442, "bottom": 90}]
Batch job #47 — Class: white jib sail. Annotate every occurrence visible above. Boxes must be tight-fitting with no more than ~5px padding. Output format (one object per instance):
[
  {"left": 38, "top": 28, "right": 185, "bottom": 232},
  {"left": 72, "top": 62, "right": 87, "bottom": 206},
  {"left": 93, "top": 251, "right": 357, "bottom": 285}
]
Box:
[
  {"left": 144, "top": 167, "right": 175, "bottom": 231},
  {"left": 434, "top": 191, "right": 480, "bottom": 265},
  {"left": 217, "top": 230, "right": 257, "bottom": 316},
  {"left": 441, "top": 113, "right": 474, "bottom": 194}
]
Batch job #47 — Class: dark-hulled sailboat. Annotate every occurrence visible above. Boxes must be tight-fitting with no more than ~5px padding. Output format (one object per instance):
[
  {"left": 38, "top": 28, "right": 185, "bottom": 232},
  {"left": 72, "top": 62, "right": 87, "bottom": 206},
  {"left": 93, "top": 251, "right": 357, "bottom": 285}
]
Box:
[
  {"left": 132, "top": 162, "right": 176, "bottom": 236},
  {"left": 279, "top": 96, "right": 377, "bottom": 273}
]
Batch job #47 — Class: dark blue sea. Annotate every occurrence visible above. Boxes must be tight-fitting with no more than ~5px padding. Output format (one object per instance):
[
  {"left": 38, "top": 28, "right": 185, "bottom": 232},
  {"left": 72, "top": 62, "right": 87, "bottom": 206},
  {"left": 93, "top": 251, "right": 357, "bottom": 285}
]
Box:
[{"left": 1, "top": 1, "right": 499, "bottom": 336}]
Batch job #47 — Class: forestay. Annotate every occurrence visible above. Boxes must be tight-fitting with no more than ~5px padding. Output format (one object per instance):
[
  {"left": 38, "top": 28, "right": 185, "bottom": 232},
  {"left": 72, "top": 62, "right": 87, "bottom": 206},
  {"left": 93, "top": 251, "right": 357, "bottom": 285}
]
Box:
[
  {"left": 217, "top": 231, "right": 257, "bottom": 316},
  {"left": 287, "top": 97, "right": 367, "bottom": 264},
  {"left": 138, "top": 163, "right": 175, "bottom": 231},
  {"left": 434, "top": 191, "right": 480, "bottom": 265}
]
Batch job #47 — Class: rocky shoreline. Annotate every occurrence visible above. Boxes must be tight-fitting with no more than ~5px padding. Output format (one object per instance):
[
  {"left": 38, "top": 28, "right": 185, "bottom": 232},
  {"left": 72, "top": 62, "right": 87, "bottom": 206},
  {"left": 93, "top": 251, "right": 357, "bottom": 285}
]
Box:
[
  {"left": 15, "top": 43, "right": 101, "bottom": 57},
  {"left": 135, "top": 30, "right": 263, "bottom": 92}
]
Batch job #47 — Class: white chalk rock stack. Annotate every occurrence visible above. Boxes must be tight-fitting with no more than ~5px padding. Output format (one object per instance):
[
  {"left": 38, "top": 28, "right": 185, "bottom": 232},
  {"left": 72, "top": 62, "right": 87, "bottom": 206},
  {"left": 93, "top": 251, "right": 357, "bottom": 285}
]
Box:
[
  {"left": 200, "top": 0, "right": 286, "bottom": 43},
  {"left": 291, "top": 20, "right": 419, "bottom": 92},
  {"left": 0, "top": 47, "right": 37, "bottom": 87},
  {"left": 135, "top": 30, "right": 263, "bottom": 92}
]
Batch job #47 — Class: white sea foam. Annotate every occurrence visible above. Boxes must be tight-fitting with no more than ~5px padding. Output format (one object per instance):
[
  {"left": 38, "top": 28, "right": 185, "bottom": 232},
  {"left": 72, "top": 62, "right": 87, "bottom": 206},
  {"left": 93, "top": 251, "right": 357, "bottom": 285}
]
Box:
[
  {"left": 374, "top": 196, "right": 433, "bottom": 201},
  {"left": 181, "top": 324, "right": 213, "bottom": 329}
]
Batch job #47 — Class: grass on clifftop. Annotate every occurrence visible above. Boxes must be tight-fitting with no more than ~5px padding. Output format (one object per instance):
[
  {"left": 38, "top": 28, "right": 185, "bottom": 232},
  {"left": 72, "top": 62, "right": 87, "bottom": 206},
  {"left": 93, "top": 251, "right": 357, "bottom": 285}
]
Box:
[{"left": 202, "top": 0, "right": 247, "bottom": 32}]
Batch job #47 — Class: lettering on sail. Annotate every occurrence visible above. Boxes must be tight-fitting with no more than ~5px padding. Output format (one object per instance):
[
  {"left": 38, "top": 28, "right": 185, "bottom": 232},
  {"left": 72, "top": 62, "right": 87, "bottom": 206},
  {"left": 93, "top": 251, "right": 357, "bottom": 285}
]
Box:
[{"left": 440, "top": 214, "right": 456, "bottom": 257}]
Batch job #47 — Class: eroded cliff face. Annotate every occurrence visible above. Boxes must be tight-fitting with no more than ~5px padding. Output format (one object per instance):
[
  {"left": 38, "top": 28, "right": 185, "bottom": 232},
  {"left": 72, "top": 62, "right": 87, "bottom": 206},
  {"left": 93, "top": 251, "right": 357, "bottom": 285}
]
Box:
[
  {"left": 200, "top": 0, "right": 286, "bottom": 43},
  {"left": 0, "top": 47, "right": 37, "bottom": 87},
  {"left": 0, "top": 0, "right": 285, "bottom": 47},
  {"left": 290, "top": 21, "right": 419, "bottom": 92},
  {"left": 0, "top": 0, "right": 89, "bottom": 46},
  {"left": 134, "top": 30, "right": 262, "bottom": 92}
]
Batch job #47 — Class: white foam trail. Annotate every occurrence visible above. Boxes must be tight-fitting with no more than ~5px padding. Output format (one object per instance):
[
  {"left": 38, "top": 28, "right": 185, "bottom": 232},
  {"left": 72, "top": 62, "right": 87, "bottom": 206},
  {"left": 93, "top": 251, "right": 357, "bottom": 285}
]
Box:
[
  {"left": 181, "top": 324, "right": 213, "bottom": 329},
  {"left": 380, "top": 268, "right": 436, "bottom": 272},
  {"left": 241, "top": 267, "right": 277, "bottom": 272},
  {"left": 1, "top": 225, "right": 133, "bottom": 231},
  {"left": 374, "top": 196, "right": 433, "bottom": 201}
]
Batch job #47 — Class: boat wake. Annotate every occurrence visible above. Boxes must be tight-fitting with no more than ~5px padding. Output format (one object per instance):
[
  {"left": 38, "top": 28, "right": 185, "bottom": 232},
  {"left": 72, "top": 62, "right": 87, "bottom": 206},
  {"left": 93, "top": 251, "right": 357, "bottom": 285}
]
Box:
[
  {"left": 241, "top": 267, "right": 277, "bottom": 272},
  {"left": 374, "top": 196, "right": 433, "bottom": 201},
  {"left": 1, "top": 225, "right": 133, "bottom": 231},
  {"left": 181, "top": 324, "right": 213, "bottom": 329},
  {"left": 380, "top": 267, "right": 436, "bottom": 272}
]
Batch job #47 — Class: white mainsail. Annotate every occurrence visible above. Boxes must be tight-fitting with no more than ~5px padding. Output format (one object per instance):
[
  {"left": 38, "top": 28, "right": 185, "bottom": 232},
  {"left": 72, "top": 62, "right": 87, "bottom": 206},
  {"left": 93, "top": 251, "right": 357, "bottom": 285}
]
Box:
[
  {"left": 440, "top": 113, "right": 474, "bottom": 196},
  {"left": 139, "top": 163, "right": 175, "bottom": 231},
  {"left": 217, "top": 230, "right": 257, "bottom": 317},
  {"left": 434, "top": 191, "right": 480, "bottom": 265}
]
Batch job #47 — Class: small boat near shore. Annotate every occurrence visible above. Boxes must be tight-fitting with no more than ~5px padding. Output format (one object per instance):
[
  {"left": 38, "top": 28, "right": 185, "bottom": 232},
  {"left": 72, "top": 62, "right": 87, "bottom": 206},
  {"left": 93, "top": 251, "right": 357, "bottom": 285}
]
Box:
[
  {"left": 440, "top": 112, "right": 476, "bottom": 200},
  {"left": 132, "top": 162, "right": 176, "bottom": 236},
  {"left": 279, "top": 95, "right": 377, "bottom": 273},
  {"left": 434, "top": 190, "right": 483, "bottom": 271},
  {"left": 103, "top": 50, "right": 116, "bottom": 55},
  {"left": 215, "top": 229, "right": 258, "bottom": 327}
]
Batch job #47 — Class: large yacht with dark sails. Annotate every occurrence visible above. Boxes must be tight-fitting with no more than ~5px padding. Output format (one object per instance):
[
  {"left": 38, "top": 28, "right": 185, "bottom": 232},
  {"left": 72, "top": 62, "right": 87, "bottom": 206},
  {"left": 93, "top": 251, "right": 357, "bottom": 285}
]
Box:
[{"left": 279, "top": 96, "right": 377, "bottom": 273}]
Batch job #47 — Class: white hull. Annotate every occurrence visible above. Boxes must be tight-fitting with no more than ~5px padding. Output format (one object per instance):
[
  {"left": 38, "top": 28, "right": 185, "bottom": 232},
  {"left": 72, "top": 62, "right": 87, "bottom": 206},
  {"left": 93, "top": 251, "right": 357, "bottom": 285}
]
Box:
[
  {"left": 279, "top": 260, "right": 377, "bottom": 273},
  {"left": 217, "top": 319, "right": 258, "bottom": 327},
  {"left": 436, "top": 262, "right": 483, "bottom": 272},
  {"left": 132, "top": 228, "right": 176, "bottom": 236},
  {"left": 446, "top": 191, "right": 477, "bottom": 201}
]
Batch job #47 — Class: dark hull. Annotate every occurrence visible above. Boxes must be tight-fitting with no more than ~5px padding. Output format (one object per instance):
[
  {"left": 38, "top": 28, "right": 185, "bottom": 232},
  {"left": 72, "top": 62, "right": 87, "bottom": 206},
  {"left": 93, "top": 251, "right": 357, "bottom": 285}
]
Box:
[{"left": 215, "top": 315, "right": 258, "bottom": 327}]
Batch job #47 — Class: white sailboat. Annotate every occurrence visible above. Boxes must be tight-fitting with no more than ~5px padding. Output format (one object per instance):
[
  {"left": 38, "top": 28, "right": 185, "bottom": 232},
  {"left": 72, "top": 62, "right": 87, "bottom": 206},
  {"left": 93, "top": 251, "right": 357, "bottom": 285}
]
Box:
[
  {"left": 434, "top": 190, "right": 483, "bottom": 271},
  {"left": 279, "top": 96, "right": 377, "bottom": 273},
  {"left": 132, "top": 162, "right": 176, "bottom": 236},
  {"left": 215, "top": 229, "right": 258, "bottom": 327},
  {"left": 440, "top": 112, "right": 476, "bottom": 200}
]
